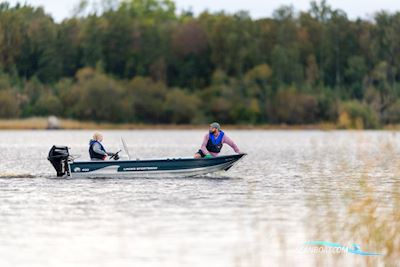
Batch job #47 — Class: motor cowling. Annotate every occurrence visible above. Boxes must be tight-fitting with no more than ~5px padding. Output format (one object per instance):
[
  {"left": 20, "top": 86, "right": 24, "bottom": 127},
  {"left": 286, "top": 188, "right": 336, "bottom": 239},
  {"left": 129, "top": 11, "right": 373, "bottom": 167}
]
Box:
[{"left": 48, "top": 146, "right": 70, "bottom": 177}]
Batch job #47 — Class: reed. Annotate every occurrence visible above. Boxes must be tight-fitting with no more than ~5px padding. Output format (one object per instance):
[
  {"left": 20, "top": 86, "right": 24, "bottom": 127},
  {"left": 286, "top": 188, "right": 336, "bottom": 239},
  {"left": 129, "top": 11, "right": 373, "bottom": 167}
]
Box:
[
  {"left": 0, "top": 117, "right": 339, "bottom": 130},
  {"left": 302, "top": 133, "right": 400, "bottom": 266}
]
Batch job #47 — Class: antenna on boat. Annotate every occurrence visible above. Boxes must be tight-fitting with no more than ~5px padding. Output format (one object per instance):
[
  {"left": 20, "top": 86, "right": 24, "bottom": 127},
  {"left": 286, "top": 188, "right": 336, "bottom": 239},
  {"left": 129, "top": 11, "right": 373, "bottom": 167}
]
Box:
[{"left": 121, "top": 137, "right": 131, "bottom": 160}]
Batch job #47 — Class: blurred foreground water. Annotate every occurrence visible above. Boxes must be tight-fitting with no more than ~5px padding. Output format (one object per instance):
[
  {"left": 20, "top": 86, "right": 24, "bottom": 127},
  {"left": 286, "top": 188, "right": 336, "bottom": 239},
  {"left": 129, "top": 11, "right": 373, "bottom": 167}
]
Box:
[{"left": 0, "top": 130, "right": 398, "bottom": 267}]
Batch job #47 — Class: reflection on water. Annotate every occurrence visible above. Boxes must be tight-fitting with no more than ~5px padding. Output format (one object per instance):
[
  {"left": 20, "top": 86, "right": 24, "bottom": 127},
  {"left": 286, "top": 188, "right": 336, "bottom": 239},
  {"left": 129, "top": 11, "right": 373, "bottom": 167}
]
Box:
[{"left": 0, "top": 130, "right": 399, "bottom": 266}]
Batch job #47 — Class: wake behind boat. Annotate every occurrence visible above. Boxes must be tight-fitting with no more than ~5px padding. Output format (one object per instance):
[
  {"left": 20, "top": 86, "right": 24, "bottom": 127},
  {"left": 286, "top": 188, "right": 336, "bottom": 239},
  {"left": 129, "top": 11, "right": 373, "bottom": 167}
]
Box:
[{"left": 48, "top": 146, "right": 246, "bottom": 178}]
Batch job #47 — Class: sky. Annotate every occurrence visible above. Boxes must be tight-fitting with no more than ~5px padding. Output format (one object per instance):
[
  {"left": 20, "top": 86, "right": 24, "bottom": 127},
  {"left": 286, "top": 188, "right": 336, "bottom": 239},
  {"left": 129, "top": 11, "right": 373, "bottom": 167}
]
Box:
[{"left": 3, "top": 0, "right": 400, "bottom": 22}]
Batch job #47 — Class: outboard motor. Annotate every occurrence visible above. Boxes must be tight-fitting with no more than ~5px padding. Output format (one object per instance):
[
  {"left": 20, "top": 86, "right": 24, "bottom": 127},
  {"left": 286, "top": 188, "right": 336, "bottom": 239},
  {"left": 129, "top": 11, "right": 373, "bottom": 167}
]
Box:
[{"left": 48, "top": 146, "right": 70, "bottom": 177}]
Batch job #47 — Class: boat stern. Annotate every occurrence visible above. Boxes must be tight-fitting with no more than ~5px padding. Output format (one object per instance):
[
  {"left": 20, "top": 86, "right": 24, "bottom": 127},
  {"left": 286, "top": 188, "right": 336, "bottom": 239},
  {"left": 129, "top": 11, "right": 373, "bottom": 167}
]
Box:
[{"left": 48, "top": 146, "right": 70, "bottom": 177}]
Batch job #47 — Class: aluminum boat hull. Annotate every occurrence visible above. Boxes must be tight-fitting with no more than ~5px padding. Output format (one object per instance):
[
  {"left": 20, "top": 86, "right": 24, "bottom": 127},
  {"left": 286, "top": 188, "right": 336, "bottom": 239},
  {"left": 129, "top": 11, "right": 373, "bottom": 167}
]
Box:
[{"left": 68, "top": 153, "right": 246, "bottom": 178}]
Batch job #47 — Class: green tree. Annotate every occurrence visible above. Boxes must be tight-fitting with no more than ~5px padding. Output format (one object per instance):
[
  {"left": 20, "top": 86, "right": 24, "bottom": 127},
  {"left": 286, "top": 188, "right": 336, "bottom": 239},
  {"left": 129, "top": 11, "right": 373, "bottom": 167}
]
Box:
[
  {"left": 0, "top": 90, "right": 20, "bottom": 118},
  {"left": 272, "top": 87, "right": 319, "bottom": 124},
  {"left": 127, "top": 76, "right": 167, "bottom": 123},
  {"left": 163, "top": 89, "right": 201, "bottom": 124},
  {"left": 69, "top": 68, "right": 128, "bottom": 122},
  {"left": 338, "top": 101, "right": 379, "bottom": 129},
  {"left": 33, "top": 93, "right": 62, "bottom": 116}
]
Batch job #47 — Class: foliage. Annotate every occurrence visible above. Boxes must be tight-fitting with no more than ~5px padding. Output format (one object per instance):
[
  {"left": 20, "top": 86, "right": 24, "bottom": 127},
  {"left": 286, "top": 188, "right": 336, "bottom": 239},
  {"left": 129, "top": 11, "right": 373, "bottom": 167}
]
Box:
[
  {"left": 338, "top": 101, "right": 379, "bottom": 129},
  {"left": 0, "top": 89, "right": 20, "bottom": 118},
  {"left": 0, "top": 1, "right": 400, "bottom": 128}
]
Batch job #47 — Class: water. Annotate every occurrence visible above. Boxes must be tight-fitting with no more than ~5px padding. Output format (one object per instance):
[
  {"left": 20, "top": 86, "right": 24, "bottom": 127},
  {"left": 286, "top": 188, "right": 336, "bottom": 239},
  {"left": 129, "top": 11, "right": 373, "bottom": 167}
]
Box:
[{"left": 0, "top": 130, "right": 398, "bottom": 267}]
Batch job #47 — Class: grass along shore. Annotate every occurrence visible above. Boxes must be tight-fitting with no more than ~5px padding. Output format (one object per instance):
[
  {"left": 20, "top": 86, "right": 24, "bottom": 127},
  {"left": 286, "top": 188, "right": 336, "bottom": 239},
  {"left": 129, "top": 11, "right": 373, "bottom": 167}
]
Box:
[
  {"left": 0, "top": 117, "right": 338, "bottom": 130},
  {"left": 1, "top": 117, "right": 400, "bottom": 130}
]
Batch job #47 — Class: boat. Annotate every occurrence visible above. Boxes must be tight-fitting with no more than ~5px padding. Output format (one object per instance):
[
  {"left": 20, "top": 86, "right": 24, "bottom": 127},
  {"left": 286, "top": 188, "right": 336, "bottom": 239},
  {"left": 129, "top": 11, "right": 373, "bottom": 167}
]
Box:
[{"left": 48, "top": 145, "right": 246, "bottom": 178}]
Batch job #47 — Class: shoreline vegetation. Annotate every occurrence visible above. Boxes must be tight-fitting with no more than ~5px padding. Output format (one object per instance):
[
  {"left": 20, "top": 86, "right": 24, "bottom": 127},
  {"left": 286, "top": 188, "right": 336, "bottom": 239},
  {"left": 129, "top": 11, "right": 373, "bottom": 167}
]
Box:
[
  {"left": 1, "top": 117, "right": 400, "bottom": 130},
  {"left": 0, "top": 1, "right": 400, "bottom": 129}
]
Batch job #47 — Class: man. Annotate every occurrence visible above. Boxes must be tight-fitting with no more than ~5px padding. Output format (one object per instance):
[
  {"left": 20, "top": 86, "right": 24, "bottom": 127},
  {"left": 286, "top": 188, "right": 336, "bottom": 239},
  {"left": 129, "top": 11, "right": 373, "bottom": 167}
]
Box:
[
  {"left": 194, "top": 122, "right": 240, "bottom": 158},
  {"left": 89, "top": 132, "right": 117, "bottom": 160}
]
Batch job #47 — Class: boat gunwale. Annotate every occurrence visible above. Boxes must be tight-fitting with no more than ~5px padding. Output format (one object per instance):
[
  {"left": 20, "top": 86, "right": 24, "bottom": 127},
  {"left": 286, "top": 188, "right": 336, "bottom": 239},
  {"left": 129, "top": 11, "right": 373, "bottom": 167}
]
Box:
[{"left": 70, "top": 153, "right": 247, "bottom": 165}]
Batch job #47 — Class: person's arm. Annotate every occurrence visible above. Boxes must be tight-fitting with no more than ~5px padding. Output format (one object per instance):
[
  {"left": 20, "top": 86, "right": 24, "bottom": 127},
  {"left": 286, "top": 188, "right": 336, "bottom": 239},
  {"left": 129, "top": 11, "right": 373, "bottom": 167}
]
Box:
[
  {"left": 201, "top": 134, "right": 210, "bottom": 155},
  {"left": 93, "top": 143, "right": 108, "bottom": 156},
  {"left": 223, "top": 135, "right": 240, "bottom": 153}
]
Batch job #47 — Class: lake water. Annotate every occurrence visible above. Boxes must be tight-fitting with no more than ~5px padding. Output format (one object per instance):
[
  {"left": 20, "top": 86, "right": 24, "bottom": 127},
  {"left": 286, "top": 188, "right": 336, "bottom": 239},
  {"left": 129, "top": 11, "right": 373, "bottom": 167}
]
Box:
[{"left": 0, "top": 130, "right": 398, "bottom": 267}]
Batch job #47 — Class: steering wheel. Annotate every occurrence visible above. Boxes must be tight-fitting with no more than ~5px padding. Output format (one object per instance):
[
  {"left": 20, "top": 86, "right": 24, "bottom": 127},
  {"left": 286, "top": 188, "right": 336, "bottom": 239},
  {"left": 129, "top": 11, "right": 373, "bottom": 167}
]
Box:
[{"left": 109, "top": 150, "right": 122, "bottom": 160}]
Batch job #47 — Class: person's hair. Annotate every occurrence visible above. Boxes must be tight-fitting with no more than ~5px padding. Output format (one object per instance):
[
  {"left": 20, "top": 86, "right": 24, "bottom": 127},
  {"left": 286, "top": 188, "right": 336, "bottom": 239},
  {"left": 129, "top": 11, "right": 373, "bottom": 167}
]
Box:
[{"left": 93, "top": 132, "right": 103, "bottom": 141}]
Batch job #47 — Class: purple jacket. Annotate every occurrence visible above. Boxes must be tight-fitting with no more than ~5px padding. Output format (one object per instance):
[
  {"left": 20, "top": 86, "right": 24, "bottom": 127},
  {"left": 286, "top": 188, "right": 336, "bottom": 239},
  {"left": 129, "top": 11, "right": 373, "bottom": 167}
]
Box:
[{"left": 201, "top": 132, "right": 240, "bottom": 157}]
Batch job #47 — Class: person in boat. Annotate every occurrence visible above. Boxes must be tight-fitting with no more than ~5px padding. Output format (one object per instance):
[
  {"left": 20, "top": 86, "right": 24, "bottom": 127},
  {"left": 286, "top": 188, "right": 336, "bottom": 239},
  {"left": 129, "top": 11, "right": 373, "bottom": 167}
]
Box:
[
  {"left": 194, "top": 122, "right": 240, "bottom": 158},
  {"left": 89, "top": 132, "right": 118, "bottom": 160}
]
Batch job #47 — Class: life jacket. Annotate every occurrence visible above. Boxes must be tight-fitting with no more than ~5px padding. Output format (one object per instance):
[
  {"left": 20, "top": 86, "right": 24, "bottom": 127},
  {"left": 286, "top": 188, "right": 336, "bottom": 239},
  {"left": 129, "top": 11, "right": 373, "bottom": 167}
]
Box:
[
  {"left": 206, "top": 131, "right": 224, "bottom": 153},
  {"left": 89, "top": 140, "right": 106, "bottom": 160}
]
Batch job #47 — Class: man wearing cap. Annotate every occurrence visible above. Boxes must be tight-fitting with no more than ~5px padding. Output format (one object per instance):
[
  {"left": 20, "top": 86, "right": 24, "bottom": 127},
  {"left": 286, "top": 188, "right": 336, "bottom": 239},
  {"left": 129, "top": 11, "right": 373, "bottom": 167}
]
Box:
[{"left": 194, "top": 122, "right": 240, "bottom": 158}]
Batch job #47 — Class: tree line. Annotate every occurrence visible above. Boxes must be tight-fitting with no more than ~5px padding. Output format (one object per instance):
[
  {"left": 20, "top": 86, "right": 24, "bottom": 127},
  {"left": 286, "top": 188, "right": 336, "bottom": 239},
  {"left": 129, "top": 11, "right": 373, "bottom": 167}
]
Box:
[{"left": 1, "top": 0, "right": 400, "bottom": 128}]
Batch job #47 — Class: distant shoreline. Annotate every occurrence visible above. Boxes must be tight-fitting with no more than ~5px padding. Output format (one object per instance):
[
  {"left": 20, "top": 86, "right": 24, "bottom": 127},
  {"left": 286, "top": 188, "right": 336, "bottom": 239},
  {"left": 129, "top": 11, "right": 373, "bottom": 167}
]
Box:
[{"left": 0, "top": 117, "right": 399, "bottom": 131}]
